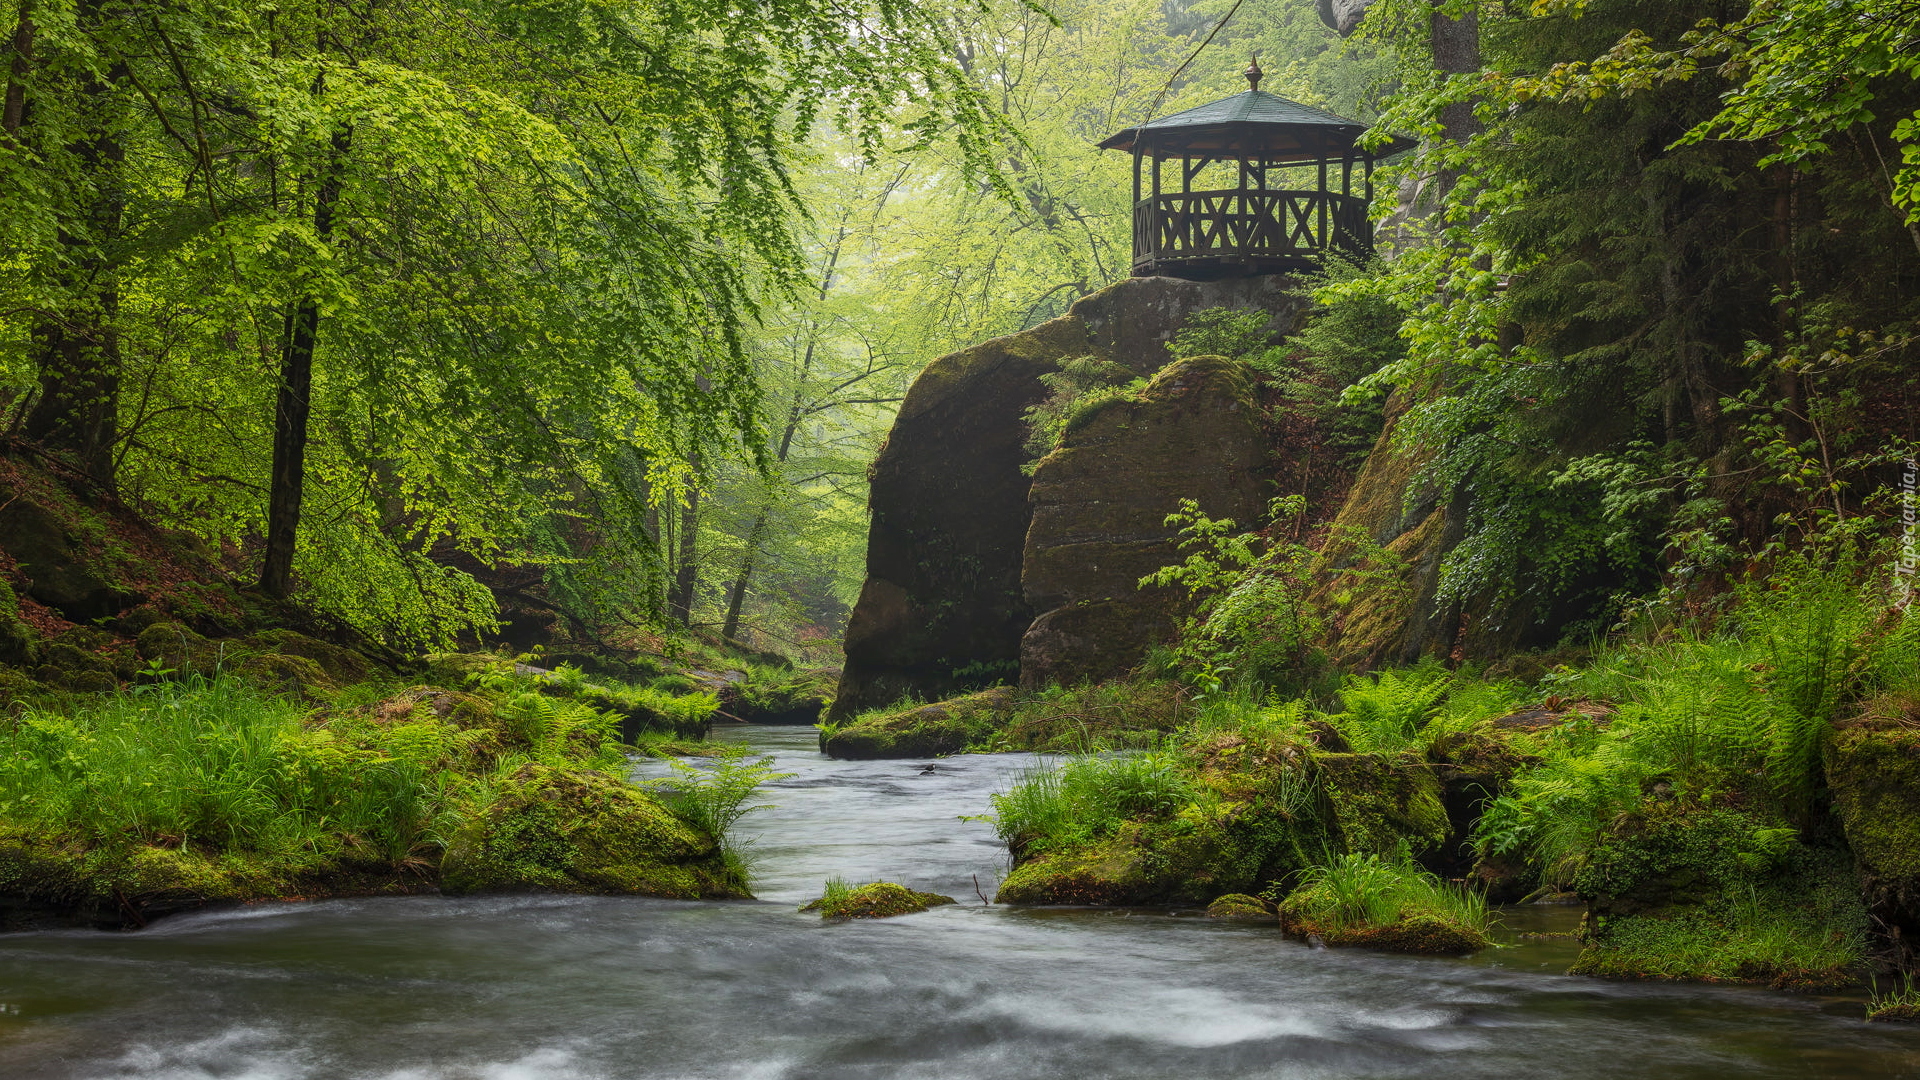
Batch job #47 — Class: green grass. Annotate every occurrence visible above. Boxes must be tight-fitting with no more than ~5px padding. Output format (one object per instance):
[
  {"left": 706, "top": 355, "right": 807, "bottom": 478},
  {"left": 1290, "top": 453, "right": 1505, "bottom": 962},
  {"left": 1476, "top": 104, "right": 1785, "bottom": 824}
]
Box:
[
  {"left": 988, "top": 750, "right": 1194, "bottom": 855},
  {"left": 0, "top": 676, "right": 461, "bottom": 865},
  {"left": 1573, "top": 886, "right": 1865, "bottom": 989},
  {"left": 1283, "top": 852, "right": 1490, "bottom": 934}
]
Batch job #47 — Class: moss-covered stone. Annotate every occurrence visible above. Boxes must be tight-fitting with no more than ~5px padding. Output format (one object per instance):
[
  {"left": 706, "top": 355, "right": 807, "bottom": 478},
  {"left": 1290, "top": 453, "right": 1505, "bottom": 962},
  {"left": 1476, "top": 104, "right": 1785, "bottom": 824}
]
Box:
[
  {"left": 439, "top": 763, "right": 745, "bottom": 899},
  {"left": 996, "top": 830, "right": 1164, "bottom": 905},
  {"left": 1569, "top": 804, "right": 1866, "bottom": 988},
  {"left": 1826, "top": 699, "right": 1920, "bottom": 964},
  {"left": 1019, "top": 355, "right": 1268, "bottom": 688},
  {"left": 242, "top": 629, "right": 372, "bottom": 684},
  {"left": 833, "top": 275, "right": 1304, "bottom": 719},
  {"left": 0, "top": 825, "right": 427, "bottom": 931},
  {"left": 1282, "top": 910, "right": 1489, "bottom": 955},
  {"left": 821, "top": 686, "right": 1016, "bottom": 759},
  {"left": 801, "top": 881, "right": 957, "bottom": 919},
  {"left": 1205, "top": 893, "right": 1273, "bottom": 920},
  {"left": 1317, "top": 752, "right": 1450, "bottom": 859},
  {"left": 235, "top": 653, "right": 336, "bottom": 698},
  {"left": 134, "top": 621, "right": 229, "bottom": 677}
]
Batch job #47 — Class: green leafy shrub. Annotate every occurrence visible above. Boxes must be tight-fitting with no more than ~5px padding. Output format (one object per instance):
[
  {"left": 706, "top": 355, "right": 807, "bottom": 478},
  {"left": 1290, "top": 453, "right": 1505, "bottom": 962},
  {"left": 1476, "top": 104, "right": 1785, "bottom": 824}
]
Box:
[{"left": 1020, "top": 357, "right": 1145, "bottom": 473}]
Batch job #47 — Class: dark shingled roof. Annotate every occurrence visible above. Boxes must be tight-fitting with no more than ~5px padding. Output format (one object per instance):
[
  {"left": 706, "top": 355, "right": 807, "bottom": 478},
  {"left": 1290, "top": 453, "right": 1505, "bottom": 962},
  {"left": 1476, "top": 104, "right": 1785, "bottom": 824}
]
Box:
[{"left": 1098, "top": 89, "right": 1414, "bottom": 161}]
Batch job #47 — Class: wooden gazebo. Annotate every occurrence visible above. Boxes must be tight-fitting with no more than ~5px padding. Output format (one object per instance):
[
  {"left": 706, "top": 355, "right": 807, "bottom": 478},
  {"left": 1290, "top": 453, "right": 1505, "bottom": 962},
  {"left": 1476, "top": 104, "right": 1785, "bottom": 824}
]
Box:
[{"left": 1099, "top": 60, "right": 1413, "bottom": 279}]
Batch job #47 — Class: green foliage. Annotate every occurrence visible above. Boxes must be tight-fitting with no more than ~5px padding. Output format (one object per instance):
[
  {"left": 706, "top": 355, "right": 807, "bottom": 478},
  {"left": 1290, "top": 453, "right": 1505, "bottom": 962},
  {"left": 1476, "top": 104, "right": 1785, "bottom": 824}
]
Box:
[
  {"left": 1170, "top": 309, "right": 1273, "bottom": 363},
  {"left": 1478, "top": 550, "right": 1910, "bottom": 885},
  {"left": 1020, "top": 357, "right": 1144, "bottom": 473},
  {"left": 989, "top": 751, "right": 1194, "bottom": 857},
  {"left": 1330, "top": 664, "right": 1451, "bottom": 754},
  {"left": 0, "top": 677, "right": 460, "bottom": 865},
  {"left": 1283, "top": 851, "right": 1490, "bottom": 937},
  {"left": 644, "top": 750, "right": 790, "bottom": 871},
  {"left": 1141, "top": 497, "right": 1328, "bottom": 697}
]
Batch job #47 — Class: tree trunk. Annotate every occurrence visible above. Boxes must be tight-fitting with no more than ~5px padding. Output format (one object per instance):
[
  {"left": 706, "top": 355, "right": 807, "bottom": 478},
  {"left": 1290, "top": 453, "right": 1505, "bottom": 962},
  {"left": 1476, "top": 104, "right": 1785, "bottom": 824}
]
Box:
[
  {"left": 22, "top": 1, "right": 124, "bottom": 485},
  {"left": 3, "top": 0, "right": 31, "bottom": 138},
  {"left": 721, "top": 512, "right": 767, "bottom": 641},
  {"left": 259, "top": 122, "right": 350, "bottom": 598},
  {"left": 668, "top": 486, "right": 700, "bottom": 625}
]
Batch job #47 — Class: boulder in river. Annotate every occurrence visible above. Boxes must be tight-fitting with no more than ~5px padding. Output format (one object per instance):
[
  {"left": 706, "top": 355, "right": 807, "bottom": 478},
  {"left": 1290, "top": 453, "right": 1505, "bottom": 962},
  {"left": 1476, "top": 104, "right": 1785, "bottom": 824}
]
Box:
[
  {"left": 819, "top": 686, "right": 1016, "bottom": 759},
  {"left": 801, "top": 881, "right": 957, "bottom": 919},
  {"left": 440, "top": 763, "right": 746, "bottom": 899},
  {"left": 832, "top": 275, "right": 1303, "bottom": 719}
]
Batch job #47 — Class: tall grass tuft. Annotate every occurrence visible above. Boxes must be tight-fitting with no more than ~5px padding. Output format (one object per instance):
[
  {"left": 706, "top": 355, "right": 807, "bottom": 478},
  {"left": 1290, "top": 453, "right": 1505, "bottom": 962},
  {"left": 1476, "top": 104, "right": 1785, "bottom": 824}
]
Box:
[
  {"left": 1285, "top": 851, "right": 1490, "bottom": 933},
  {"left": 988, "top": 751, "right": 1194, "bottom": 855}
]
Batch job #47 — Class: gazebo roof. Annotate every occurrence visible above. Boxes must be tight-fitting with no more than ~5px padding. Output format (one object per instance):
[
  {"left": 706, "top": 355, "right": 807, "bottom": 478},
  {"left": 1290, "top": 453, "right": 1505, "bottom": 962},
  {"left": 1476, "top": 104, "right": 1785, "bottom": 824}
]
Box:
[{"left": 1098, "top": 89, "right": 1415, "bottom": 162}]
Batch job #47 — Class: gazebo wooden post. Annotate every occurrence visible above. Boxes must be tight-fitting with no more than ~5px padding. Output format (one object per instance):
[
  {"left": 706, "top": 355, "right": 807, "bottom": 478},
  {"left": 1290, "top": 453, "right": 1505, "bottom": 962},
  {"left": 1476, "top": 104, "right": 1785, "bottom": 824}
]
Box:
[{"left": 1098, "top": 63, "right": 1411, "bottom": 278}]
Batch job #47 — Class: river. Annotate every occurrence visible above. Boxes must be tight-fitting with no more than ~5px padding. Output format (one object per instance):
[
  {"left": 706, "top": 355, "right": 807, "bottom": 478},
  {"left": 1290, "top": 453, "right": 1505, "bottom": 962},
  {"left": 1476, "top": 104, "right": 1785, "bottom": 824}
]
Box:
[{"left": 3, "top": 724, "right": 1918, "bottom": 1078}]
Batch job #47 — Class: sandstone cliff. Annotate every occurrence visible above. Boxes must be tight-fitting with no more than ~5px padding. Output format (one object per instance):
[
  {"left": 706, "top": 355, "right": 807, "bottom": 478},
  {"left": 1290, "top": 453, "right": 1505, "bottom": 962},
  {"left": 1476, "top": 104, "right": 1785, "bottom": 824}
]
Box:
[{"left": 831, "top": 275, "right": 1302, "bottom": 718}]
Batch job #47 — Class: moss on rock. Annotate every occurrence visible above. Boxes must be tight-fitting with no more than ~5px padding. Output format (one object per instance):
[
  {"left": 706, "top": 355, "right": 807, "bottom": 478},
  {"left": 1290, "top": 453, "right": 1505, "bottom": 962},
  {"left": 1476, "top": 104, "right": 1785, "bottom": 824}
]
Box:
[
  {"left": 440, "top": 763, "right": 745, "bottom": 899},
  {"left": 0, "top": 824, "right": 427, "bottom": 931},
  {"left": 821, "top": 687, "right": 1016, "bottom": 759},
  {"left": 1205, "top": 893, "right": 1273, "bottom": 920},
  {"left": 1317, "top": 752, "right": 1450, "bottom": 859},
  {"left": 1826, "top": 698, "right": 1920, "bottom": 965},
  {"left": 1282, "top": 910, "right": 1489, "bottom": 955},
  {"left": 235, "top": 653, "right": 337, "bottom": 698},
  {"left": 1570, "top": 804, "right": 1867, "bottom": 988},
  {"left": 801, "top": 881, "right": 957, "bottom": 919}
]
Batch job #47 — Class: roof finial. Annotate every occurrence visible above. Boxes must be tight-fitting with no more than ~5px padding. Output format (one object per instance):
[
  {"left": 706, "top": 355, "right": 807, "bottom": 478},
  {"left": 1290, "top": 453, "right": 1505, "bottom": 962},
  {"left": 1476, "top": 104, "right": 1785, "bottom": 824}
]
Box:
[{"left": 1244, "top": 52, "right": 1263, "bottom": 92}]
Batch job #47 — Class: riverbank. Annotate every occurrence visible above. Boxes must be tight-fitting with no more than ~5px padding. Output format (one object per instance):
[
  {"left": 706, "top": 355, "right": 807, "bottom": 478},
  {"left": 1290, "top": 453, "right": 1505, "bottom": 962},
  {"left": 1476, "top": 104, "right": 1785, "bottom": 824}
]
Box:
[
  {"left": 3, "top": 724, "right": 1918, "bottom": 1080},
  {"left": 0, "top": 653, "right": 773, "bottom": 929}
]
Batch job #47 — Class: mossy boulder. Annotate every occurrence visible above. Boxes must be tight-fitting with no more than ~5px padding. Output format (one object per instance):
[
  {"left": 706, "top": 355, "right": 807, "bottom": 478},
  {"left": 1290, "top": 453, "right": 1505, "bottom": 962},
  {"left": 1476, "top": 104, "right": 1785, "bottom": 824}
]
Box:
[
  {"left": 1317, "top": 752, "right": 1451, "bottom": 860},
  {"left": 801, "top": 881, "right": 957, "bottom": 919},
  {"left": 134, "top": 621, "right": 231, "bottom": 678},
  {"left": 1280, "top": 909, "right": 1489, "bottom": 955},
  {"left": 235, "top": 653, "right": 336, "bottom": 698},
  {"left": 439, "top": 763, "right": 745, "bottom": 899},
  {"left": 834, "top": 275, "right": 1303, "bottom": 719},
  {"left": 1569, "top": 804, "right": 1866, "bottom": 988},
  {"left": 1826, "top": 699, "right": 1920, "bottom": 965},
  {"left": 1205, "top": 893, "right": 1273, "bottom": 920},
  {"left": 821, "top": 686, "right": 1016, "bottom": 759},
  {"left": 0, "top": 824, "right": 425, "bottom": 931},
  {"left": 996, "top": 829, "right": 1164, "bottom": 905},
  {"left": 1019, "top": 355, "right": 1268, "bottom": 689},
  {"left": 0, "top": 493, "right": 138, "bottom": 620},
  {"left": 242, "top": 629, "right": 372, "bottom": 684}
]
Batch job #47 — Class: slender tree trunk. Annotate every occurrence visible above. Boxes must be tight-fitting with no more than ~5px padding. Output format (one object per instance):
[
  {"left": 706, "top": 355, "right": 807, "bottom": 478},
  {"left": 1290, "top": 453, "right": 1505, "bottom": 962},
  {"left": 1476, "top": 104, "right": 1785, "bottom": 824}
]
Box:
[
  {"left": 668, "top": 483, "right": 699, "bottom": 625},
  {"left": 3, "top": 0, "right": 31, "bottom": 137},
  {"left": 260, "top": 121, "right": 350, "bottom": 597},
  {"left": 24, "top": 4, "right": 123, "bottom": 486},
  {"left": 720, "top": 513, "right": 765, "bottom": 642}
]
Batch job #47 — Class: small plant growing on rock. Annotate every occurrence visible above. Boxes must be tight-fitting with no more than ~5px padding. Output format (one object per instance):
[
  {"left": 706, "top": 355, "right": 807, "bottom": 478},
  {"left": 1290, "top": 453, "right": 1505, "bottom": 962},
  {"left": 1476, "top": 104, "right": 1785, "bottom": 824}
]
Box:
[
  {"left": 800, "top": 880, "right": 957, "bottom": 919},
  {"left": 1279, "top": 852, "right": 1491, "bottom": 955},
  {"left": 645, "top": 749, "right": 790, "bottom": 880}
]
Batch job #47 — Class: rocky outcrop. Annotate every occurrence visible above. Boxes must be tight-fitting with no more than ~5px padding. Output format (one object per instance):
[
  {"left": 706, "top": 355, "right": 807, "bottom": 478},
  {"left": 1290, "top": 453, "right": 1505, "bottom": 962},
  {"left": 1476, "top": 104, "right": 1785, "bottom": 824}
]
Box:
[
  {"left": 1315, "top": 0, "right": 1375, "bottom": 36},
  {"left": 1020, "top": 356, "right": 1268, "bottom": 688},
  {"left": 833, "top": 275, "right": 1302, "bottom": 718}
]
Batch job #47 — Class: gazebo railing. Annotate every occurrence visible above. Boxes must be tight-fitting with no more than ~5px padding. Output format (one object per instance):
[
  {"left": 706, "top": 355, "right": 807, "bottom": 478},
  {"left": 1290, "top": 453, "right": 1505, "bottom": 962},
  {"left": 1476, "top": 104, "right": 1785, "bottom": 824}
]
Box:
[{"left": 1131, "top": 189, "right": 1373, "bottom": 272}]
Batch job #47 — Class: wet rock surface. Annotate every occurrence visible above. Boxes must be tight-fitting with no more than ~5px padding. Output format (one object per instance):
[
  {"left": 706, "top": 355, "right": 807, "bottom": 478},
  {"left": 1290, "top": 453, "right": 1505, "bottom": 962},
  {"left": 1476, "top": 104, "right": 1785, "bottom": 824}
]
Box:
[
  {"left": 833, "top": 276, "right": 1302, "bottom": 718},
  {"left": 1020, "top": 356, "right": 1267, "bottom": 688}
]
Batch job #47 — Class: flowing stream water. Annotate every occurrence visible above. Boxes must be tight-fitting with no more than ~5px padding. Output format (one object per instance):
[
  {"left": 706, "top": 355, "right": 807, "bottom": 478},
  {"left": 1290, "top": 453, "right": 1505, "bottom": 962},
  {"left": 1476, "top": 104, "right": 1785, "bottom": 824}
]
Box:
[{"left": 4, "top": 724, "right": 1920, "bottom": 1079}]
